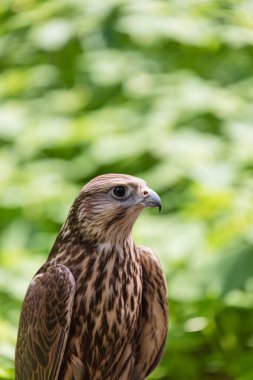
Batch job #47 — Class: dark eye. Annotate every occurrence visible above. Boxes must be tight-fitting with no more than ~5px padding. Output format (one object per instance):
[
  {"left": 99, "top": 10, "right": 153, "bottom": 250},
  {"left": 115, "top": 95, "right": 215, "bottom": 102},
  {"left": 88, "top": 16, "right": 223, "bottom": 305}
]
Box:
[{"left": 112, "top": 186, "right": 127, "bottom": 199}]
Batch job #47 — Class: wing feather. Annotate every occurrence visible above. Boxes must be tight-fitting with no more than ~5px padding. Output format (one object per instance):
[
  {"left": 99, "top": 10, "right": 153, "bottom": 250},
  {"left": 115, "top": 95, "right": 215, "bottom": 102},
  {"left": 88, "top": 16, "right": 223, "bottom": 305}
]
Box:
[
  {"left": 133, "top": 246, "right": 168, "bottom": 379},
  {"left": 15, "top": 264, "right": 75, "bottom": 380}
]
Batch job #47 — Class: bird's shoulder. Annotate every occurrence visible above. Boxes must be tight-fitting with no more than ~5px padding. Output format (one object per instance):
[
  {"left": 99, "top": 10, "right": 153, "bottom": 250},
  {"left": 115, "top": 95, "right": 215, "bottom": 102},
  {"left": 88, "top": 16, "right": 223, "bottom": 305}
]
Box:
[
  {"left": 137, "top": 245, "right": 165, "bottom": 276},
  {"left": 137, "top": 245, "right": 167, "bottom": 302}
]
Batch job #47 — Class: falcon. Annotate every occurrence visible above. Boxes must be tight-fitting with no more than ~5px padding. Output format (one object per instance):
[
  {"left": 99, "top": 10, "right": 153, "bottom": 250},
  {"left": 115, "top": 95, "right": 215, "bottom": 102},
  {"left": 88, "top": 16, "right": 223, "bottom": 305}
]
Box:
[{"left": 15, "top": 174, "right": 168, "bottom": 380}]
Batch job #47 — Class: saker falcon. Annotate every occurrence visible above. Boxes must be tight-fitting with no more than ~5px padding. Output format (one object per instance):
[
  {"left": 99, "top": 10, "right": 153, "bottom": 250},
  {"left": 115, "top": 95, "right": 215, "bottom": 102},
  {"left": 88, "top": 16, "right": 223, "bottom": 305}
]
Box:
[{"left": 15, "top": 173, "right": 168, "bottom": 380}]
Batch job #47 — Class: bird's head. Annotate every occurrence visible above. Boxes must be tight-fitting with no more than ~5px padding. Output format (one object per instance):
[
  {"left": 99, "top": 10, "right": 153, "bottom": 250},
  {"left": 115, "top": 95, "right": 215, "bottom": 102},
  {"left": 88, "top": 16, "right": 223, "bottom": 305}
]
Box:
[{"left": 66, "top": 174, "right": 161, "bottom": 244}]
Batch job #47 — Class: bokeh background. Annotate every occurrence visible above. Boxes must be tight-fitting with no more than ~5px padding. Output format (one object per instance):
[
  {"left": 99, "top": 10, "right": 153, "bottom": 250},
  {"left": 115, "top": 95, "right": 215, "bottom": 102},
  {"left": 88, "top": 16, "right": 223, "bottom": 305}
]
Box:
[{"left": 1, "top": 0, "right": 253, "bottom": 379}]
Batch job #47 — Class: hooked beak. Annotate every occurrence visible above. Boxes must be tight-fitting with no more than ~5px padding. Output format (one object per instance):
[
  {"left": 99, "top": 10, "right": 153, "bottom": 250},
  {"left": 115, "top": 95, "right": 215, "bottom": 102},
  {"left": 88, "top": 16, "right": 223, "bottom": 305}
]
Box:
[{"left": 140, "top": 189, "right": 162, "bottom": 212}]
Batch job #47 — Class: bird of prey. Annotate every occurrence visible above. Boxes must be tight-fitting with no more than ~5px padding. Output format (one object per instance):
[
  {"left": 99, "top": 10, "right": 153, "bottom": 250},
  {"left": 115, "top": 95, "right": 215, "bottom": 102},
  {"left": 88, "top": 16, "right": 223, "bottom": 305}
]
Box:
[{"left": 15, "top": 174, "right": 168, "bottom": 380}]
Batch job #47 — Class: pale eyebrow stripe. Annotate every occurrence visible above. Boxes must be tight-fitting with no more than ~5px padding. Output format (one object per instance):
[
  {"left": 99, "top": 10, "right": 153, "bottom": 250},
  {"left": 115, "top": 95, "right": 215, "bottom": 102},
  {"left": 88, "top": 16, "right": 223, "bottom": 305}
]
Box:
[{"left": 84, "top": 180, "right": 140, "bottom": 193}]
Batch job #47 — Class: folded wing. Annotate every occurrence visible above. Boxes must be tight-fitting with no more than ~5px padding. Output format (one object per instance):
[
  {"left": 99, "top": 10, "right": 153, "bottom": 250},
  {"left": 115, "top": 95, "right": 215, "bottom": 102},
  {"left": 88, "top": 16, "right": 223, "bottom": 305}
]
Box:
[
  {"left": 15, "top": 264, "right": 75, "bottom": 380},
  {"left": 133, "top": 246, "right": 168, "bottom": 380}
]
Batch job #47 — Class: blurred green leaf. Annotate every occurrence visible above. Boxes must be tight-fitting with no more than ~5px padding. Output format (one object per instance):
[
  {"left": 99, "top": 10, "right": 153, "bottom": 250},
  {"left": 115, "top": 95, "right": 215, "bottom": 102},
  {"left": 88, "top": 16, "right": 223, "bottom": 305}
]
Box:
[{"left": 1, "top": 0, "right": 253, "bottom": 379}]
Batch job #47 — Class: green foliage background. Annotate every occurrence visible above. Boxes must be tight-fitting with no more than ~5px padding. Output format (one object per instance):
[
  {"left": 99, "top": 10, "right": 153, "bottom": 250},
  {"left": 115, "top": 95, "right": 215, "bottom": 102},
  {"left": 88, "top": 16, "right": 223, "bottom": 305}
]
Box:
[{"left": 1, "top": 0, "right": 253, "bottom": 379}]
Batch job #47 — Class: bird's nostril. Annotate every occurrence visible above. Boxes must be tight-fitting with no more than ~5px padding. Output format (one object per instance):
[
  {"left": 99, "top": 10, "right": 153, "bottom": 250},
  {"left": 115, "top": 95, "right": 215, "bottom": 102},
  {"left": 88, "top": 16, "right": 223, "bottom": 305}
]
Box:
[{"left": 143, "top": 190, "right": 149, "bottom": 196}]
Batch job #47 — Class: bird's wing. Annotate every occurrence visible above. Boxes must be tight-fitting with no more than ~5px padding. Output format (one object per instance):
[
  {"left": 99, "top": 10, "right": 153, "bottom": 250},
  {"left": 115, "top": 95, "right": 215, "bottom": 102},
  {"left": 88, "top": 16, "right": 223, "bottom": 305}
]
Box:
[
  {"left": 133, "top": 246, "right": 168, "bottom": 379},
  {"left": 15, "top": 264, "right": 76, "bottom": 380}
]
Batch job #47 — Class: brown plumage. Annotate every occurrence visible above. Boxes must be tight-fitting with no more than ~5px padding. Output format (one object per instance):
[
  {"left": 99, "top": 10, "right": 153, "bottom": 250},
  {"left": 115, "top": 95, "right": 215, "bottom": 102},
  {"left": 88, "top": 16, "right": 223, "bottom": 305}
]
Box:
[{"left": 15, "top": 174, "right": 168, "bottom": 380}]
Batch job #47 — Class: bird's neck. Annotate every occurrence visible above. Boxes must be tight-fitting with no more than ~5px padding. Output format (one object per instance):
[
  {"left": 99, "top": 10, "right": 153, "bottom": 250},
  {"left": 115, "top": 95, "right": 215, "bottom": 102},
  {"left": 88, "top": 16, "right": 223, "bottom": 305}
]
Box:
[
  {"left": 48, "top": 221, "right": 135, "bottom": 263},
  {"left": 45, "top": 226, "right": 138, "bottom": 287}
]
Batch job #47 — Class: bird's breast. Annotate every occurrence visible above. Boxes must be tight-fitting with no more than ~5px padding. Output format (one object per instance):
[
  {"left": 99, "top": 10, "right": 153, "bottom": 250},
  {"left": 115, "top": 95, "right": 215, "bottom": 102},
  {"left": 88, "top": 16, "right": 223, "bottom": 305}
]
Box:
[
  {"left": 65, "top": 245, "right": 143, "bottom": 379},
  {"left": 77, "top": 248, "right": 142, "bottom": 328}
]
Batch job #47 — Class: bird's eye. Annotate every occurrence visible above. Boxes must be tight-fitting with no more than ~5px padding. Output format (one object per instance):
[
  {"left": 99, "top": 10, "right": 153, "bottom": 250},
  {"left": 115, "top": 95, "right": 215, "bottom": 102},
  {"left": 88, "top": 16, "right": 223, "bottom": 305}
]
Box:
[{"left": 112, "top": 186, "right": 127, "bottom": 199}]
